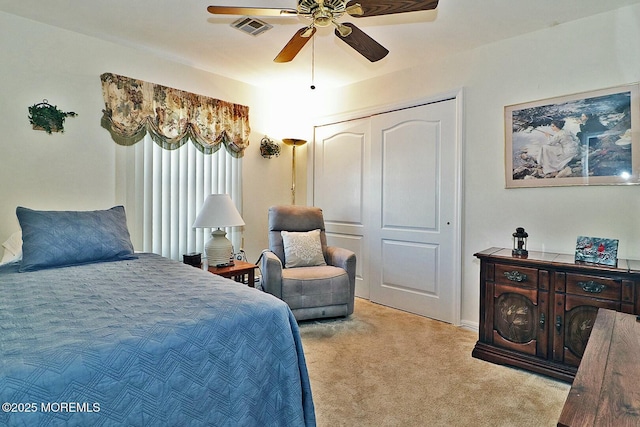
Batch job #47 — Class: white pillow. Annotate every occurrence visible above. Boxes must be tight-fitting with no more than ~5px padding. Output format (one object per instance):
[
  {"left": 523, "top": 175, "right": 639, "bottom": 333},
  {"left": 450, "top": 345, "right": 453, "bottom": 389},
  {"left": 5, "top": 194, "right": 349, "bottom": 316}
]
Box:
[
  {"left": 281, "top": 229, "right": 326, "bottom": 268},
  {"left": 1, "top": 230, "right": 22, "bottom": 265}
]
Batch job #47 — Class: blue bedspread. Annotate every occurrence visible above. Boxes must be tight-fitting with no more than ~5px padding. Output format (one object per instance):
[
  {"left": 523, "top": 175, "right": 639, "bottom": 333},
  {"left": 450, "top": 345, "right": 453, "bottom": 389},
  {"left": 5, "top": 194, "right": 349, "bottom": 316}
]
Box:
[{"left": 0, "top": 253, "right": 315, "bottom": 426}]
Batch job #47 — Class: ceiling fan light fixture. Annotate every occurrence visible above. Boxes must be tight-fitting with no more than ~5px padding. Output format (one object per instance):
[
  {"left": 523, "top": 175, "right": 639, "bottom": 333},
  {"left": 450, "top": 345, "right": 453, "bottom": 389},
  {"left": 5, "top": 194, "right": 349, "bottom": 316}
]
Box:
[
  {"left": 301, "top": 26, "right": 315, "bottom": 37},
  {"left": 312, "top": 10, "right": 333, "bottom": 27},
  {"left": 334, "top": 21, "right": 352, "bottom": 37},
  {"left": 345, "top": 3, "right": 364, "bottom": 16}
]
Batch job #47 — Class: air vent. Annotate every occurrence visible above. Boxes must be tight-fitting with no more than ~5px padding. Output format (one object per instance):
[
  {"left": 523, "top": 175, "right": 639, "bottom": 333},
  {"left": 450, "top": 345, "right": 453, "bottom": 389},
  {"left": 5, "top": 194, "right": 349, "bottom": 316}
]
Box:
[{"left": 231, "top": 17, "right": 273, "bottom": 36}]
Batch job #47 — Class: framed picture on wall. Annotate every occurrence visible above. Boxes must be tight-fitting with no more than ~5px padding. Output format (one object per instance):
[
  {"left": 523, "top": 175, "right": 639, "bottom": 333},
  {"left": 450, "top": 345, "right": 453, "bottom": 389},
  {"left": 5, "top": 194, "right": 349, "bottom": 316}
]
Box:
[{"left": 505, "top": 84, "right": 640, "bottom": 188}]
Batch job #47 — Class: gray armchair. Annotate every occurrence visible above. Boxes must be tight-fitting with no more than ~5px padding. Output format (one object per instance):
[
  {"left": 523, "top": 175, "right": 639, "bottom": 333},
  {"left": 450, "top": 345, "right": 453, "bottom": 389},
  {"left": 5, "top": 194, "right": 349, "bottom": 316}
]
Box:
[{"left": 260, "top": 205, "right": 356, "bottom": 321}]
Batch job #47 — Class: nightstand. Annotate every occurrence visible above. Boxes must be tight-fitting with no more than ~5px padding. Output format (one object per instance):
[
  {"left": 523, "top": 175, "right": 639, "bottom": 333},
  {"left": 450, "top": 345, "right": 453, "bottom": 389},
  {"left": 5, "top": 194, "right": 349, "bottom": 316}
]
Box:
[{"left": 208, "top": 260, "right": 258, "bottom": 287}]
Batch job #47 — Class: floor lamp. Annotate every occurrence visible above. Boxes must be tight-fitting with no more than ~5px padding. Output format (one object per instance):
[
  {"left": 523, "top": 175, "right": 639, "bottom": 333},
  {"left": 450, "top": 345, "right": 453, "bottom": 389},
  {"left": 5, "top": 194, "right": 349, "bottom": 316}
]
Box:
[{"left": 282, "top": 138, "right": 307, "bottom": 205}]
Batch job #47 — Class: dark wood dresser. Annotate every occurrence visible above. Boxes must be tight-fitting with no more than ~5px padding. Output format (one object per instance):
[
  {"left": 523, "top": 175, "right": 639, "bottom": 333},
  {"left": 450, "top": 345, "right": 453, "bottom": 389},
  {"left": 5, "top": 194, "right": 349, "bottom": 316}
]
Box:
[{"left": 473, "top": 247, "right": 640, "bottom": 382}]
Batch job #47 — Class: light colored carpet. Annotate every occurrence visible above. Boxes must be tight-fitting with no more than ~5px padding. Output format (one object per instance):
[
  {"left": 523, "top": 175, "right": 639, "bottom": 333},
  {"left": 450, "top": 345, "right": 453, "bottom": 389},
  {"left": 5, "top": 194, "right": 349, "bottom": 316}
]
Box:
[{"left": 298, "top": 298, "right": 570, "bottom": 427}]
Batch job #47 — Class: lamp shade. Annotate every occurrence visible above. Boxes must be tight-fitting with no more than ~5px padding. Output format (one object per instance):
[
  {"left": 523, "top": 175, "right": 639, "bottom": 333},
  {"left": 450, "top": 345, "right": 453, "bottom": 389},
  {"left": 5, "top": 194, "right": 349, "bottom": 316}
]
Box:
[
  {"left": 282, "top": 138, "right": 307, "bottom": 147},
  {"left": 193, "top": 194, "right": 244, "bottom": 267},
  {"left": 193, "top": 194, "right": 245, "bottom": 229}
]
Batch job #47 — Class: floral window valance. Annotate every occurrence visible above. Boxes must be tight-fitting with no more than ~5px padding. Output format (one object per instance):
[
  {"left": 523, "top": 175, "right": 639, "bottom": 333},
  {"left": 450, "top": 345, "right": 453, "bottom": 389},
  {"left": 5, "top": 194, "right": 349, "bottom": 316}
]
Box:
[{"left": 100, "top": 72, "right": 250, "bottom": 157}]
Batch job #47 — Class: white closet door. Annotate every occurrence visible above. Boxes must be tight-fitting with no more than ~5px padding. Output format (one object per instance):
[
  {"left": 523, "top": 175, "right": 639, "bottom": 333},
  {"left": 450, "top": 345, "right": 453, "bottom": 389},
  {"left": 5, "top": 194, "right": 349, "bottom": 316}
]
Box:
[
  {"left": 369, "top": 99, "right": 458, "bottom": 323},
  {"left": 312, "top": 98, "right": 460, "bottom": 323},
  {"left": 313, "top": 117, "right": 370, "bottom": 298}
]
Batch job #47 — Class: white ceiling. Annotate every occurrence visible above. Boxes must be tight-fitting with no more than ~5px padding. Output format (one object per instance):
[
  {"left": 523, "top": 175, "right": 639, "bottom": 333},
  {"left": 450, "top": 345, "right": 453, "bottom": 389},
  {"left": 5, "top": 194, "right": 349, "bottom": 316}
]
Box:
[{"left": 2, "top": 0, "right": 640, "bottom": 89}]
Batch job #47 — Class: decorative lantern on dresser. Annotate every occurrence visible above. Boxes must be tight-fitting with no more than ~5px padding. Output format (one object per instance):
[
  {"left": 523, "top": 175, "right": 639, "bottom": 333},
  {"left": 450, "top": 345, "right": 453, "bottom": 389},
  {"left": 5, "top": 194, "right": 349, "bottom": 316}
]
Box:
[{"left": 512, "top": 227, "right": 528, "bottom": 257}]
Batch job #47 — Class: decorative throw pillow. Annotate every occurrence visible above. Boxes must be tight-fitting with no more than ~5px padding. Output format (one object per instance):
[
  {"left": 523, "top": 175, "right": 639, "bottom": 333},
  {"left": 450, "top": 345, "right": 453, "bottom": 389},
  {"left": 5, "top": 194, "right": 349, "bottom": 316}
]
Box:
[
  {"left": 281, "top": 229, "right": 326, "bottom": 268},
  {"left": 16, "top": 205, "right": 137, "bottom": 272},
  {"left": 0, "top": 230, "right": 22, "bottom": 265}
]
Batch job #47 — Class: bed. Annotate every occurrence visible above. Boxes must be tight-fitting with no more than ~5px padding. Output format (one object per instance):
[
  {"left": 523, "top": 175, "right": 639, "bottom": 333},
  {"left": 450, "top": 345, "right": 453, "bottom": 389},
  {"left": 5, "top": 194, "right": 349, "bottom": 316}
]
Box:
[{"left": 0, "top": 206, "right": 315, "bottom": 426}]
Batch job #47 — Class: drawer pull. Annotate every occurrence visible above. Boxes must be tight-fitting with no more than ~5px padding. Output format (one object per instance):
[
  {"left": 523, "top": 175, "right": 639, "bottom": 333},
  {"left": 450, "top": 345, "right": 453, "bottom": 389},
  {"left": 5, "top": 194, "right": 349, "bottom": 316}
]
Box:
[
  {"left": 578, "top": 280, "right": 606, "bottom": 294},
  {"left": 504, "top": 270, "right": 528, "bottom": 282}
]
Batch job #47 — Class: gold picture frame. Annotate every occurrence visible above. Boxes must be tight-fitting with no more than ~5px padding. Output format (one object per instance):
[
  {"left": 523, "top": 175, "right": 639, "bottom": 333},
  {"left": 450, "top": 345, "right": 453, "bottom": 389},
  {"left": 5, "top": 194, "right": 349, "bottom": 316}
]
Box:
[{"left": 505, "top": 84, "right": 640, "bottom": 188}]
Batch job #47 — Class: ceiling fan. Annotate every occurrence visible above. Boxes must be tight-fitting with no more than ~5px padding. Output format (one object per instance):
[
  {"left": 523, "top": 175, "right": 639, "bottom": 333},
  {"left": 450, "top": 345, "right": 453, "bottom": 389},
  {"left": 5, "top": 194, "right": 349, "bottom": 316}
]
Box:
[{"left": 207, "top": 0, "right": 439, "bottom": 63}]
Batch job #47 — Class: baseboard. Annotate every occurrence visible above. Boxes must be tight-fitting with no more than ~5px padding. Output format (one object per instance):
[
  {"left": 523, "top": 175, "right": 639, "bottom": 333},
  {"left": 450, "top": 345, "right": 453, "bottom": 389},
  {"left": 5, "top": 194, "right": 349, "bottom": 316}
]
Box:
[{"left": 460, "top": 319, "right": 479, "bottom": 332}]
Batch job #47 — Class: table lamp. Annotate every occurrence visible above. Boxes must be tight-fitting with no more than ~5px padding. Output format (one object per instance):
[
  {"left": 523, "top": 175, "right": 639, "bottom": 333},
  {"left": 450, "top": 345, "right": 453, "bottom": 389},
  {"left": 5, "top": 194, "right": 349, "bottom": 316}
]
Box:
[{"left": 193, "top": 194, "right": 245, "bottom": 267}]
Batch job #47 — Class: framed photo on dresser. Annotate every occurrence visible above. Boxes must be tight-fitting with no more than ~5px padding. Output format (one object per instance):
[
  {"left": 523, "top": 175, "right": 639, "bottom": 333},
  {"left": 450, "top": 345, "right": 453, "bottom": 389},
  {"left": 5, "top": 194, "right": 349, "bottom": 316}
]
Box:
[{"left": 575, "top": 235, "right": 619, "bottom": 267}]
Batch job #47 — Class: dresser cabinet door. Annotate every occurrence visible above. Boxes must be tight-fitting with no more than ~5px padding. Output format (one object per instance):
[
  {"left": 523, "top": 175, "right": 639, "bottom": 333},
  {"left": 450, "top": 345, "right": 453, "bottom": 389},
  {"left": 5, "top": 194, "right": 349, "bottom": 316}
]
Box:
[
  {"left": 553, "top": 294, "right": 619, "bottom": 366},
  {"left": 492, "top": 283, "right": 548, "bottom": 357}
]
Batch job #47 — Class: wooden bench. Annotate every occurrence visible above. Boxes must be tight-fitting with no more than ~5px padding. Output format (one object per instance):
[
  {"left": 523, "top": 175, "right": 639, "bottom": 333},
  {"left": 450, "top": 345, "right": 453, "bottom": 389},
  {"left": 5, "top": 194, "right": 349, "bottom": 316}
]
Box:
[{"left": 557, "top": 309, "right": 640, "bottom": 426}]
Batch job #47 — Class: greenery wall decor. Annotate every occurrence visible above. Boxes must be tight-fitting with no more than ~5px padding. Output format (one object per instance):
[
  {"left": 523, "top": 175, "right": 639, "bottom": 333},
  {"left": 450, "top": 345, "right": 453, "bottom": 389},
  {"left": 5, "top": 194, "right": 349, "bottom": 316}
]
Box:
[{"left": 28, "top": 99, "right": 77, "bottom": 134}]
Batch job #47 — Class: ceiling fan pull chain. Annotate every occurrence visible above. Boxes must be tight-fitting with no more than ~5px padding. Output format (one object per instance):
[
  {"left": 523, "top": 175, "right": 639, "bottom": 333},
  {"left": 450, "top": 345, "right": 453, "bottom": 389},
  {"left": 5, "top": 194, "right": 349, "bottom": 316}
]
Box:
[{"left": 310, "top": 36, "right": 316, "bottom": 90}]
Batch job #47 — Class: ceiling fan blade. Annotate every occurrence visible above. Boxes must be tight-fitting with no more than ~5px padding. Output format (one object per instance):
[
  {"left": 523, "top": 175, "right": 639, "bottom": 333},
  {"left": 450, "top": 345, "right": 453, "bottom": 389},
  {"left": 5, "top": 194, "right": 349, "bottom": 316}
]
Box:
[
  {"left": 346, "top": 0, "right": 438, "bottom": 17},
  {"left": 274, "top": 27, "right": 317, "bottom": 63},
  {"left": 335, "top": 23, "right": 388, "bottom": 62},
  {"left": 207, "top": 6, "right": 298, "bottom": 16}
]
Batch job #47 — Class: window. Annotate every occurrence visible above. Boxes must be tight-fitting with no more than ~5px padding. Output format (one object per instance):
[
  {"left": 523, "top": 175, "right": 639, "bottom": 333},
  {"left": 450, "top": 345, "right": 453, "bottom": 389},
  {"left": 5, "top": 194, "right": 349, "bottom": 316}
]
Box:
[{"left": 116, "top": 136, "right": 242, "bottom": 261}]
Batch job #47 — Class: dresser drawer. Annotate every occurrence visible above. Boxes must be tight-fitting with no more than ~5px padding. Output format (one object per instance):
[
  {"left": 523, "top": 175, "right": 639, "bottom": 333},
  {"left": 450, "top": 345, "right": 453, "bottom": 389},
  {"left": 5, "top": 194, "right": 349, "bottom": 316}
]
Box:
[
  {"left": 565, "top": 273, "right": 621, "bottom": 301},
  {"left": 494, "top": 264, "right": 539, "bottom": 288}
]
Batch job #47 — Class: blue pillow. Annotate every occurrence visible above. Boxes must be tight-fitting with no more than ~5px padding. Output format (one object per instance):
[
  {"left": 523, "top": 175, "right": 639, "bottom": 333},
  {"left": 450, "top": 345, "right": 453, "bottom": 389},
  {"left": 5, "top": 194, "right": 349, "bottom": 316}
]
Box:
[{"left": 16, "top": 205, "right": 136, "bottom": 272}]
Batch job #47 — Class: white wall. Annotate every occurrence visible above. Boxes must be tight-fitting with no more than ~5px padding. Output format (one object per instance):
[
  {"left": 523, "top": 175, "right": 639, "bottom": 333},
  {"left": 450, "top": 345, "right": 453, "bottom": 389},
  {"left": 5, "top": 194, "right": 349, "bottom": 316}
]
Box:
[
  {"left": 0, "top": 12, "right": 298, "bottom": 264},
  {"left": 307, "top": 5, "right": 640, "bottom": 327},
  {"left": 242, "top": 86, "right": 317, "bottom": 262}
]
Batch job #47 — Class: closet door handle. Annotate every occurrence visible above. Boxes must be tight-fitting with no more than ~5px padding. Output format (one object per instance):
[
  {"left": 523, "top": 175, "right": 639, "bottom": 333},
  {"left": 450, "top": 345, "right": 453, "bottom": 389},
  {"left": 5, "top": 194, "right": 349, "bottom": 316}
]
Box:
[
  {"left": 539, "top": 313, "right": 545, "bottom": 329},
  {"left": 556, "top": 315, "right": 563, "bottom": 333}
]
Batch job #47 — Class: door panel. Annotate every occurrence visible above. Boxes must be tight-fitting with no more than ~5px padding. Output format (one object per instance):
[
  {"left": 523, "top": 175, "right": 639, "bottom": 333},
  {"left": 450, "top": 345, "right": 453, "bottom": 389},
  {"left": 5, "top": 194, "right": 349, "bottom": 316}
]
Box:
[
  {"left": 382, "top": 119, "right": 439, "bottom": 230},
  {"left": 315, "top": 130, "right": 365, "bottom": 224},
  {"left": 382, "top": 240, "right": 438, "bottom": 295},
  {"left": 370, "top": 100, "right": 458, "bottom": 323},
  {"left": 314, "top": 118, "right": 370, "bottom": 298}
]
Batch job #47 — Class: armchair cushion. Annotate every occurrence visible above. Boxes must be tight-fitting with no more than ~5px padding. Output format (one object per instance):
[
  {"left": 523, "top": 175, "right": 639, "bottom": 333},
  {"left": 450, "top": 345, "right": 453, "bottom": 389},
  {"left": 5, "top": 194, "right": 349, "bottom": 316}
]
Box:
[
  {"left": 282, "top": 266, "right": 350, "bottom": 311},
  {"left": 281, "top": 229, "right": 327, "bottom": 268}
]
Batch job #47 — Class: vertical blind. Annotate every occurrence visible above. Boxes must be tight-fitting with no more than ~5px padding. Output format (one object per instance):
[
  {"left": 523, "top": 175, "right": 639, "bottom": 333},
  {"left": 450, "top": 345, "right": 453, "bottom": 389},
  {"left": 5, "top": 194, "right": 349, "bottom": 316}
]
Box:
[{"left": 117, "top": 135, "right": 242, "bottom": 261}]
